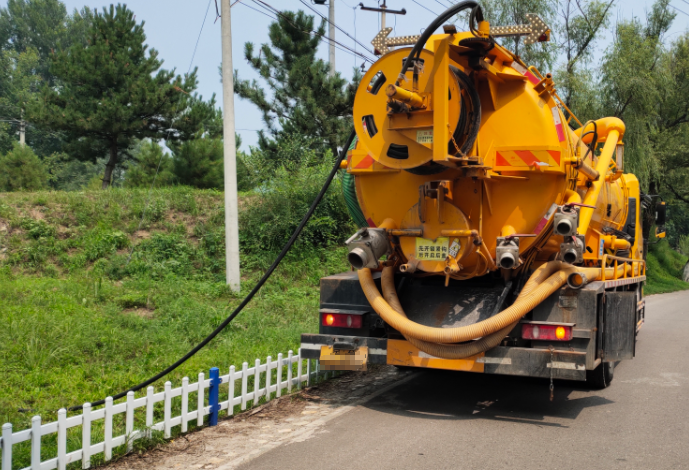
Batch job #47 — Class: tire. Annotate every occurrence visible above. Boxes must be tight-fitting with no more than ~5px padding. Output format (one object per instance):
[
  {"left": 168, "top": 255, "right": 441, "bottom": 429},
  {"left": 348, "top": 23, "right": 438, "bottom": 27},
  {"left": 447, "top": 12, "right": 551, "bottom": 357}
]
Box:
[{"left": 586, "top": 361, "right": 615, "bottom": 389}]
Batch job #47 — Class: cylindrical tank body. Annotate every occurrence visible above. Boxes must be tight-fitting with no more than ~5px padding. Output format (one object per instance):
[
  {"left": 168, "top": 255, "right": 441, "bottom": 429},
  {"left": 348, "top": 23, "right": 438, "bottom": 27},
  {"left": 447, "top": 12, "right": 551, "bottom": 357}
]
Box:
[{"left": 345, "top": 31, "right": 637, "bottom": 277}]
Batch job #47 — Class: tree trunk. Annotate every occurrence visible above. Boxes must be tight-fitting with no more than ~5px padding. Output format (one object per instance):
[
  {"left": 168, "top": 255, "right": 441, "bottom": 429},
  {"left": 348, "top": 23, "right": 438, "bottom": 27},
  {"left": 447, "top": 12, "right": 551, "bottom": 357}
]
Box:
[
  {"left": 683, "top": 261, "right": 689, "bottom": 283},
  {"left": 102, "top": 139, "right": 118, "bottom": 189}
]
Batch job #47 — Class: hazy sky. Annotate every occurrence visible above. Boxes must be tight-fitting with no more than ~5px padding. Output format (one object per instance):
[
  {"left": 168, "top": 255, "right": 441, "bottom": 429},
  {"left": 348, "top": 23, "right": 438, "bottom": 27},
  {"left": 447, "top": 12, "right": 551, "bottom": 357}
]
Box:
[{"left": 3, "top": 0, "right": 688, "bottom": 149}]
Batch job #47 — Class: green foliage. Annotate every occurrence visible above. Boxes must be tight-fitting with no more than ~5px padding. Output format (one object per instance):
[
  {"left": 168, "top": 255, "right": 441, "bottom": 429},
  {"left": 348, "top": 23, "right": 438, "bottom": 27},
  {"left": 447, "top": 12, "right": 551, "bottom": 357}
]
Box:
[
  {"left": 679, "top": 234, "right": 689, "bottom": 257},
  {"left": 172, "top": 137, "right": 224, "bottom": 189},
  {"left": 234, "top": 9, "right": 359, "bottom": 163},
  {"left": 645, "top": 240, "right": 689, "bottom": 295},
  {"left": 171, "top": 135, "right": 254, "bottom": 191},
  {"left": 125, "top": 140, "right": 175, "bottom": 188},
  {"left": 43, "top": 152, "right": 101, "bottom": 190},
  {"left": 28, "top": 4, "right": 217, "bottom": 188},
  {"left": 0, "top": 187, "right": 350, "bottom": 470},
  {"left": 239, "top": 147, "right": 353, "bottom": 255},
  {"left": 0, "top": 142, "right": 47, "bottom": 191}
]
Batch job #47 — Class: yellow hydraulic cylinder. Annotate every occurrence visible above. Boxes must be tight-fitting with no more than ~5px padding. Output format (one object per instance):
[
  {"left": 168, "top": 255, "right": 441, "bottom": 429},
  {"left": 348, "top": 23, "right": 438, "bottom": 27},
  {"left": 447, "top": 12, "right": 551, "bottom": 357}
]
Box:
[{"left": 386, "top": 85, "right": 425, "bottom": 109}]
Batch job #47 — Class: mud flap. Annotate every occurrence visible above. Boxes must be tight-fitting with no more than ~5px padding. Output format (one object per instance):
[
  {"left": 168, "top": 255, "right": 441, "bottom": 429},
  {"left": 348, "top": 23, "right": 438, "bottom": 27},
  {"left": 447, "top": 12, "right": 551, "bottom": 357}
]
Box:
[{"left": 603, "top": 291, "right": 636, "bottom": 362}]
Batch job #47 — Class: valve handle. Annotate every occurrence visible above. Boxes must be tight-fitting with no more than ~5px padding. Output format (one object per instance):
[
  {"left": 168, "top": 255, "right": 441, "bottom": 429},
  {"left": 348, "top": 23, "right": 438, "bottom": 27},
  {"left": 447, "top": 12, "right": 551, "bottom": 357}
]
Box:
[
  {"left": 504, "top": 233, "right": 537, "bottom": 240},
  {"left": 564, "top": 202, "right": 596, "bottom": 210}
]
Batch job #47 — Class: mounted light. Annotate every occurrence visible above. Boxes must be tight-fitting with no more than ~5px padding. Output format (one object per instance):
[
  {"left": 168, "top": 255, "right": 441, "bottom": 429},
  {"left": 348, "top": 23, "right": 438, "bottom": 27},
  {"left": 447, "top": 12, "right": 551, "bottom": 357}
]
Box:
[
  {"left": 522, "top": 323, "right": 572, "bottom": 341},
  {"left": 321, "top": 313, "right": 363, "bottom": 329}
]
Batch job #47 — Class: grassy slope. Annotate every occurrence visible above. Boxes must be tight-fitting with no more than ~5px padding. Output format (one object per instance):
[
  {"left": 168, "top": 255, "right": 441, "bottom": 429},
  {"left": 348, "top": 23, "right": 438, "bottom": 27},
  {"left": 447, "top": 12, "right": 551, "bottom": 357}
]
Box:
[
  {"left": 0, "top": 188, "right": 348, "bottom": 439},
  {"left": 645, "top": 239, "right": 689, "bottom": 295},
  {"left": 1, "top": 188, "right": 687, "bottom": 467}
]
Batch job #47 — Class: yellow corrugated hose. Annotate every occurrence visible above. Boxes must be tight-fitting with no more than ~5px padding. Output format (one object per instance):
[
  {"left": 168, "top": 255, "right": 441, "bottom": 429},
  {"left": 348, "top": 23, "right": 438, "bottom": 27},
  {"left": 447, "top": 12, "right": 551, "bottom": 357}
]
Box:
[{"left": 359, "top": 261, "right": 630, "bottom": 358}]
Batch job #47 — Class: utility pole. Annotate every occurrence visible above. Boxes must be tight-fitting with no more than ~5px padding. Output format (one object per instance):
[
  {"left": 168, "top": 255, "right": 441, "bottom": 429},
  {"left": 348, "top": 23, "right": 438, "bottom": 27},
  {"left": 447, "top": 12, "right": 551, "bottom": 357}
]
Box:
[
  {"left": 19, "top": 109, "right": 25, "bottom": 147},
  {"left": 359, "top": 1, "right": 406, "bottom": 55},
  {"left": 328, "top": 0, "right": 336, "bottom": 77},
  {"left": 380, "top": 0, "right": 386, "bottom": 30},
  {"left": 221, "top": 0, "right": 241, "bottom": 292}
]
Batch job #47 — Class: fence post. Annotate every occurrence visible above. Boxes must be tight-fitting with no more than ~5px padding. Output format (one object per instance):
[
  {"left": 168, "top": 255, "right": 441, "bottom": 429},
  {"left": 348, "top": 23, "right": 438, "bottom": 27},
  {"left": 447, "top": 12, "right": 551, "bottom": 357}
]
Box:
[
  {"left": 31, "top": 415, "right": 41, "bottom": 470},
  {"left": 164, "top": 382, "right": 172, "bottom": 439},
  {"left": 104, "top": 397, "right": 113, "bottom": 461},
  {"left": 265, "top": 356, "right": 272, "bottom": 403},
  {"left": 126, "top": 392, "right": 135, "bottom": 452},
  {"left": 287, "top": 351, "right": 294, "bottom": 393},
  {"left": 82, "top": 403, "right": 91, "bottom": 469},
  {"left": 57, "top": 408, "right": 67, "bottom": 470},
  {"left": 181, "top": 377, "right": 189, "bottom": 433},
  {"left": 208, "top": 367, "right": 220, "bottom": 427},
  {"left": 253, "top": 359, "right": 261, "bottom": 407},
  {"left": 2, "top": 422, "right": 12, "bottom": 470},
  {"left": 228, "top": 366, "right": 235, "bottom": 417},
  {"left": 197, "top": 372, "right": 205, "bottom": 427},
  {"left": 240, "top": 362, "right": 248, "bottom": 411},
  {"left": 145, "top": 387, "right": 154, "bottom": 439},
  {"left": 297, "top": 349, "right": 303, "bottom": 390},
  {"left": 276, "top": 354, "right": 283, "bottom": 398}
]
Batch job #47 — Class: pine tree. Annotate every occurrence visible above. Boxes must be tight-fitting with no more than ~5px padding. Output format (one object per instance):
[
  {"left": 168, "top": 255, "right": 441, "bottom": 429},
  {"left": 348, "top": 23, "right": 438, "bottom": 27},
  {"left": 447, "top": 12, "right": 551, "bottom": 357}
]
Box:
[
  {"left": 234, "top": 10, "right": 358, "bottom": 164},
  {"left": 29, "top": 4, "right": 216, "bottom": 188}
]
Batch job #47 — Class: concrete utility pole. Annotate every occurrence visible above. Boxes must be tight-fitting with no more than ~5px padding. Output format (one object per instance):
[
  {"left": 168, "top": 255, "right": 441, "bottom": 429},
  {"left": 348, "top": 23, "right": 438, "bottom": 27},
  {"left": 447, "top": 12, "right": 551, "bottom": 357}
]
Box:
[
  {"left": 380, "top": 0, "right": 386, "bottom": 30},
  {"left": 19, "top": 109, "right": 25, "bottom": 147},
  {"left": 221, "top": 0, "right": 241, "bottom": 292},
  {"left": 329, "top": 0, "right": 336, "bottom": 77}
]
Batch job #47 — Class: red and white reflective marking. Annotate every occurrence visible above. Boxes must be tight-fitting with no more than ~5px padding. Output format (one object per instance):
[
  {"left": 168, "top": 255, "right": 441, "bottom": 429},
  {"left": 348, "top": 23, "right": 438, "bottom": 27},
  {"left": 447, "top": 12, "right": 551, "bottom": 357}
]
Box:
[
  {"left": 551, "top": 106, "right": 566, "bottom": 142},
  {"left": 511, "top": 61, "right": 540, "bottom": 85},
  {"left": 533, "top": 203, "right": 558, "bottom": 235}
]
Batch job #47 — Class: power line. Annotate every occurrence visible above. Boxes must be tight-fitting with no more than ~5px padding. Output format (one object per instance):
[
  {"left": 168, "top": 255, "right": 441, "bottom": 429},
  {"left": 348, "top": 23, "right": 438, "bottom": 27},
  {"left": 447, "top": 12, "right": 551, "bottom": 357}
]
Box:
[
  {"left": 297, "top": 0, "right": 376, "bottom": 56},
  {"left": 669, "top": 3, "right": 689, "bottom": 17},
  {"left": 251, "top": 0, "right": 376, "bottom": 62},
  {"left": 431, "top": 0, "right": 452, "bottom": 10},
  {"left": 252, "top": 0, "right": 375, "bottom": 62},
  {"left": 240, "top": 0, "right": 277, "bottom": 19},
  {"left": 411, "top": 0, "right": 440, "bottom": 16}
]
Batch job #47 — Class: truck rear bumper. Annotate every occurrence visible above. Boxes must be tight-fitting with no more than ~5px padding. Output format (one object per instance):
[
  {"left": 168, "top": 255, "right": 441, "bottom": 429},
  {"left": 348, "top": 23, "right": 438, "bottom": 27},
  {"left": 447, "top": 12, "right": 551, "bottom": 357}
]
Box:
[{"left": 301, "top": 334, "right": 588, "bottom": 381}]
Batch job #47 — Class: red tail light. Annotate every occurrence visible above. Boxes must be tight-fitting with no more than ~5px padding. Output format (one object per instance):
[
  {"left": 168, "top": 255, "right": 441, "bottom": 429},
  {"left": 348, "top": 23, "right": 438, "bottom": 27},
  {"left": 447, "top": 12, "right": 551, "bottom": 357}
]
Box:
[
  {"left": 522, "top": 323, "right": 572, "bottom": 341},
  {"left": 322, "top": 313, "right": 363, "bottom": 329}
]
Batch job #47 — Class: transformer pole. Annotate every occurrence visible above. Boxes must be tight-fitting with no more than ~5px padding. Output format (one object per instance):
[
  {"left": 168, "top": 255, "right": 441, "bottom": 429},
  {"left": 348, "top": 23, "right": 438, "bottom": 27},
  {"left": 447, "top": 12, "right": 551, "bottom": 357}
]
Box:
[
  {"left": 329, "top": 0, "right": 336, "bottom": 77},
  {"left": 221, "top": 0, "right": 241, "bottom": 292}
]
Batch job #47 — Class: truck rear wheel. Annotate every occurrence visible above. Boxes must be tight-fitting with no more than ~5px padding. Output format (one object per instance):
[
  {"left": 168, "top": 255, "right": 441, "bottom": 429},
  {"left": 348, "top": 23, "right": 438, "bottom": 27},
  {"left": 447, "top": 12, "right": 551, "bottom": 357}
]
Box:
[{"left": 586, "top": 361, "right": 615, "bottom": 389}]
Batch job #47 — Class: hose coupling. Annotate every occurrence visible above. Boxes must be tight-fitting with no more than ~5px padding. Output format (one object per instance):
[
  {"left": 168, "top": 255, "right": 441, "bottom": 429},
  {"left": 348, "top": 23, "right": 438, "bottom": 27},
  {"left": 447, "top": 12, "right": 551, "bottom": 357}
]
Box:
[
  {"left": 496, "top": 236, "right": 521, "bottom": 270},
  {"left": 559, "top": 235, "right": 585, "bottom": 265},
  {"left": 567, "top": 271, "right": 588, "bottom": 290},
  {"left": 345, "top": 228, "right": 392, "bottom": 270}
]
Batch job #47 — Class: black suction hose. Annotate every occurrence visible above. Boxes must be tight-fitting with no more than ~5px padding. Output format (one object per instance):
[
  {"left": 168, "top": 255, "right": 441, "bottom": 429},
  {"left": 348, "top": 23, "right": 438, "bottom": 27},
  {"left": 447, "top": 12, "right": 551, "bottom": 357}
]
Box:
[
  {"left": 396, "top": 1, "right": 482, "bottom": 86},
  {"left": 68, "top": 130, "right": 357, "bottom": 411}
]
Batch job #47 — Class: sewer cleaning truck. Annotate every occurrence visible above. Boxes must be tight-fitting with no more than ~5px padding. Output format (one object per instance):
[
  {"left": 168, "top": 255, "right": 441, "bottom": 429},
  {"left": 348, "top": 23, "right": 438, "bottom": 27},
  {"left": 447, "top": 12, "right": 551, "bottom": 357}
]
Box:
[{"left": 300, "top": 1, "right": 667, "bottom": 389}]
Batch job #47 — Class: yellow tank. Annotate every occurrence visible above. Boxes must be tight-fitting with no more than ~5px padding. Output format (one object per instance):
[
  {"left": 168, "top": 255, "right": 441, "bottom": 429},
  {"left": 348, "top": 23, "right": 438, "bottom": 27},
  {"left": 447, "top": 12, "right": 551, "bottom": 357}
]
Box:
[{"left": 344, "top": 28, "right": 642, "bottom": 279}]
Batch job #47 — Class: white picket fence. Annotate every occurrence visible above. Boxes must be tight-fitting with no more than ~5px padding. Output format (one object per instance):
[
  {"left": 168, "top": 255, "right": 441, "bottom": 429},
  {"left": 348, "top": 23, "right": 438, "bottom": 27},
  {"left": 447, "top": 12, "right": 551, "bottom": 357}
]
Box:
[{"left": 1, "top": 349, "right": 330, "bottom": 470}]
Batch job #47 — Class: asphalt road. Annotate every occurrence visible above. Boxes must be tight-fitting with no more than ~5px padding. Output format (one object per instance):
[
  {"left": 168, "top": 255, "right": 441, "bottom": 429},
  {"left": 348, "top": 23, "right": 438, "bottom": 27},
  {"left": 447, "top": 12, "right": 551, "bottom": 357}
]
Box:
[{"left": 240, "top": 290, "right": 689, "bottom": 470}]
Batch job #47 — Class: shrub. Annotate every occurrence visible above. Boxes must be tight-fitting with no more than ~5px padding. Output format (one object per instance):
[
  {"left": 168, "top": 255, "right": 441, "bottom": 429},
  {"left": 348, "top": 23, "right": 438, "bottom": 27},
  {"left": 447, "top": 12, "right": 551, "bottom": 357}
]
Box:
[
  {"left": 0, "top": 142, "right": 48, "bottom": 191},
  {"left": 239, "top": 150, "right": 353, "bottom": 256},
  {"left": 172, "top": 137, "right": 253, "bottom": 191},
  {"left": 125, "top": 140, "right": 176, "bottom": 188}
]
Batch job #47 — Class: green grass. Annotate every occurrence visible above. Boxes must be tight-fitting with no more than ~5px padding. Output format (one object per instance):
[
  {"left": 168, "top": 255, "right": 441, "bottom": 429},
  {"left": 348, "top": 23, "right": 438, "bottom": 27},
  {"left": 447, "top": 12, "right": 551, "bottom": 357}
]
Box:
[
  {"left": 1, "top": 186, "right": 688, "bottom": 468},
  {"left": 0, "top": 187, "right": 350, "bottom": 469},
  {"left": 645, "top": 239, "right": 689, "bottom": 295}
]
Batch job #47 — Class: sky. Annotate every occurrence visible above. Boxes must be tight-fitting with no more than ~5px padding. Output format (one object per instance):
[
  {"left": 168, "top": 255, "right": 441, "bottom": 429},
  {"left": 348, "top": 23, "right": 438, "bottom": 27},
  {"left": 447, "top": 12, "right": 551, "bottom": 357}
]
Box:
[{"left": 4, "top": 0, "right": 689, "bottom": 150}]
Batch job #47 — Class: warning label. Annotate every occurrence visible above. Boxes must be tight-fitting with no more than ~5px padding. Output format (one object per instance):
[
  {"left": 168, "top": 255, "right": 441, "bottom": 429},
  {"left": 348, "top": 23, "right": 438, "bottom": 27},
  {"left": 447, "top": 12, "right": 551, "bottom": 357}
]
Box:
[
  {"left": 417, "top": 129, "right": 433, "bottom": 144},
  {"left": 416, "top": 237, "right": 449, "bottom": 261}
]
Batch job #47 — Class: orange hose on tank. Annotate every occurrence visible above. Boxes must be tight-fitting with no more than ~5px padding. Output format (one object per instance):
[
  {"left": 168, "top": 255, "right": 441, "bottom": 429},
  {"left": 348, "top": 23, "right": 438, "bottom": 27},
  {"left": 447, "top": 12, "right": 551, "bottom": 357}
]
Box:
[{"left": 358, "top": 262, "right": 630, "bottom": 352}]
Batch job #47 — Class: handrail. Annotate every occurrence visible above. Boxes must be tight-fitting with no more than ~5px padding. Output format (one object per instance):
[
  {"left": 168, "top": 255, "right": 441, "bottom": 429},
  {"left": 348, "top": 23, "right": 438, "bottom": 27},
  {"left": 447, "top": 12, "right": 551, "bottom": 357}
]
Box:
[
  {"left": 600, "top": 253, "right": 646, "bottom": 282},
  {"left": 528, "top": 66, "right": 584, "bottom": 129}
]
